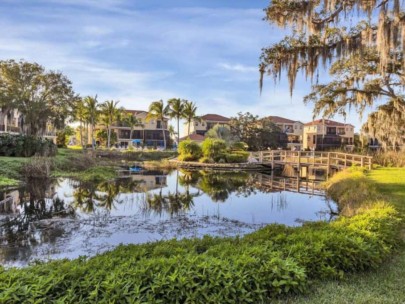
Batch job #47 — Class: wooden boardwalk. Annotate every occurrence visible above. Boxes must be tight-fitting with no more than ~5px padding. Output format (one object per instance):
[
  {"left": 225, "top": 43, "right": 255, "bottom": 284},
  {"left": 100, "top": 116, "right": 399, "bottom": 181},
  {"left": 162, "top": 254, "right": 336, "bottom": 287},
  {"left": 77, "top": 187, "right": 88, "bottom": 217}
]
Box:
[
  {"left": 253, "top": 174, "right": 324, "bottom": 196},
  {"left": 250, "top": 150, "right": 372, "bottom": 175}
]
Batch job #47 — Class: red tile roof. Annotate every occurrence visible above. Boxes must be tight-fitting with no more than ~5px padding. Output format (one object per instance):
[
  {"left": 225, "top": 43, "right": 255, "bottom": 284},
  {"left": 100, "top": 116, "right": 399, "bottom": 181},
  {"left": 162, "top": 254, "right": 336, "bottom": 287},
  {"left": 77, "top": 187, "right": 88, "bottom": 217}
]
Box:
[
  {"left": 125, "top": 110, "right": 148, "bottom": 115},
  {"left": 180, "top": 133, "right": 205, "bottom": 141},
  {"left": 200, "top": 114, "right": 230, "bottom": 122},
  {"left": 266, "top": 116, "right": 300, "bottom": 124},
  {"left": 304, "top": 119, "right": 354, "bottom": 127}
]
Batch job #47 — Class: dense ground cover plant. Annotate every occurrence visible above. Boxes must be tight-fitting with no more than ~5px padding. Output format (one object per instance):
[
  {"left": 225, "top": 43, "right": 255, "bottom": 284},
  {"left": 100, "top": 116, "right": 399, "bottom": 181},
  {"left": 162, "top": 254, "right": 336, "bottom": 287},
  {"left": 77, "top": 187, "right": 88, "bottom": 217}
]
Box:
[
  {"left": 0, "top": 168, "right": 401, "bottom": 303},
  {"left": 0, "top": 134, "right": 57, "bottom": 157}
]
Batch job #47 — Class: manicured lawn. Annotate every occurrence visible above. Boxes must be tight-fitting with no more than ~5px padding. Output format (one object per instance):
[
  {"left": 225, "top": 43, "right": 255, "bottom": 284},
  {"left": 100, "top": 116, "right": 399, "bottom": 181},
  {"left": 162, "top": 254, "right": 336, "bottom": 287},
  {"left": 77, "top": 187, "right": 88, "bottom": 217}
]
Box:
[{"left": 275, "top": 167, "right": 405, "bottom": 304}]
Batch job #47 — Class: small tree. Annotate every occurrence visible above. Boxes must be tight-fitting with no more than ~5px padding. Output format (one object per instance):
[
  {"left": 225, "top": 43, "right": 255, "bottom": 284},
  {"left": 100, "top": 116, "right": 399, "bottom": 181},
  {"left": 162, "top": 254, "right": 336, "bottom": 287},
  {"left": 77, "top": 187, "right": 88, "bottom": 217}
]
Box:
[
  {"left": 201, "top": 138, "right": 227, "bottom": 162},
  {"left": 178, "top": 139, "right": 202, "bottom": 161},
  {"left": 146, "top": 100, "right": 169, "bottom": 149}
]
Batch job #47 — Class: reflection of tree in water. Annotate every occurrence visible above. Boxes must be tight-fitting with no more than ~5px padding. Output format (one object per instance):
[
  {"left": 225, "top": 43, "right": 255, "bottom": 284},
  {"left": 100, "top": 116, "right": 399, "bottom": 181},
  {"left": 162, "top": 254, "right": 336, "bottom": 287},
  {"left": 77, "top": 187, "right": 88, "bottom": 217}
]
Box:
[
  {"left": 189, "top": 170, "right": 254, "bottom": 202},
  {"left": 143, "top": 171, "right": 201, "bottom": 217},
  {"left": 0, "top": 178, "right": 75, "bottom": 263},
  {"left": 71, "top": 178, "right": 142, "bottom": 213}
]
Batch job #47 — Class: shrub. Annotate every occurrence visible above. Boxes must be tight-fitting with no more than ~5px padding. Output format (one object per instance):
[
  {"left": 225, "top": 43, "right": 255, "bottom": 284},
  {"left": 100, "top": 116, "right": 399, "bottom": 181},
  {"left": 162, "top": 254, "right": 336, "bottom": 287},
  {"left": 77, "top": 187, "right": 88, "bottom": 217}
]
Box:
[
  {"left": 231, "top": 141, "right": 248, "bottom": 151},
  {"left": 201, "top": 138, "right": 227, "bottom": 161},
  {"left": 20, "top": 157, "right": 54, "bottom": 178},
  {"left": 224, "top": 151, "right": 249, "bottom": 163},
  {"left": 373, "top": 151, "right": 405, "bottom": 167},
  {"left": 0, "top": 134, "right": 57, "bottom": 157},
  {"left": 199, "top": 156, "right": 214, "bottom": 163},
  {"left": 178, "top": 139, "right": 202, "bottom": 161}
]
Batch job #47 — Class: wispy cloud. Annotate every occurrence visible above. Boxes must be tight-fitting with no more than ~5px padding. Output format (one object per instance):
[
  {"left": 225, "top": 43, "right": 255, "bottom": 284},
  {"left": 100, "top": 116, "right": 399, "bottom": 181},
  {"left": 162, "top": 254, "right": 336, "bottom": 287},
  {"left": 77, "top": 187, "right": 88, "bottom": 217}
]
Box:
[{"left": 219, "top": 63, "right": 257, "bottom": 73}]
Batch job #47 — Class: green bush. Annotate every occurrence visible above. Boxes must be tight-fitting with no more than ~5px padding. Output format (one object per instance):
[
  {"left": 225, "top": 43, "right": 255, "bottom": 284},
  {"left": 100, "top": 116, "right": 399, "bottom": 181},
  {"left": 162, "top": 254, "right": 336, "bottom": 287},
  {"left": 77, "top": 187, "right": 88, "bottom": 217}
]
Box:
[
  {"left": 224, "top": 151, "right": 249, "bottom": 163},
  {"left": 0, "top": 134, "right": 57, "bottom": 157},
  {"left": 199, "top": 156, "right": 214, "bottom": 163},
  {"left": 231, "top": 141, "right": 248, "bottom": 151},
  {"left": 201, "top": 138, "right": 227, "bottom": 161},
  {"left": 178, "top": 139, "right": 202, "bottom": 161}
]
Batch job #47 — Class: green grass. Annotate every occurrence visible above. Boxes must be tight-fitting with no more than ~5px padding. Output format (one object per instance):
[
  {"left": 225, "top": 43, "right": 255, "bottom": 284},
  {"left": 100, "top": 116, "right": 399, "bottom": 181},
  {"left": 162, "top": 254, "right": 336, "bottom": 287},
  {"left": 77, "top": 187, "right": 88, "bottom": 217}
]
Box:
[
  {"left": 0, "top": 176, "right": 19, "bottom": 187},
  {"left": 273, "top": 167, "right": 405, "bottom": 304},
  {"left": 0, "top": 156, "right": 27, "bottom": 180}
]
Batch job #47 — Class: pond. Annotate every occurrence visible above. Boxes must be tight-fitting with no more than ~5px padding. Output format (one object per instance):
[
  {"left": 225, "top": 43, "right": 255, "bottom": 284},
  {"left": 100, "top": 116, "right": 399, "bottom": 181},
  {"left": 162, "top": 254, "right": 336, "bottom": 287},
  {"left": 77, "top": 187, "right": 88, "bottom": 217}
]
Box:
[{"left": 0, "top": 169, "right": 337, "bottom": 267}]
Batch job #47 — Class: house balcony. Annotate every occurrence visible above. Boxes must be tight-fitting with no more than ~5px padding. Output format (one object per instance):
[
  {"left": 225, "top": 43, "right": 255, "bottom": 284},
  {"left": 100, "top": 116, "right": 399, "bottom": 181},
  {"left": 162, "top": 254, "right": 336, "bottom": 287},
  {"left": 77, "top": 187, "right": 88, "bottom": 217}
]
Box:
[{"left": 0, "top": 125, "right": 21, "bottom": 133}]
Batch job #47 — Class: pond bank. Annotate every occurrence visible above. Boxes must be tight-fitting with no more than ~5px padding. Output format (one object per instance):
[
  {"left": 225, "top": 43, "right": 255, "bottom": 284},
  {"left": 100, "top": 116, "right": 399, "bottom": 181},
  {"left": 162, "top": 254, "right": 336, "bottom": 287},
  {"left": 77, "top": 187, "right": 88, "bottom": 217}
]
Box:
[
  {"left": 0, "top": 167, "right": 402, "bottom": 303},
  {"left": 169, "top": 159, "right": 265, "bottom": 170}
]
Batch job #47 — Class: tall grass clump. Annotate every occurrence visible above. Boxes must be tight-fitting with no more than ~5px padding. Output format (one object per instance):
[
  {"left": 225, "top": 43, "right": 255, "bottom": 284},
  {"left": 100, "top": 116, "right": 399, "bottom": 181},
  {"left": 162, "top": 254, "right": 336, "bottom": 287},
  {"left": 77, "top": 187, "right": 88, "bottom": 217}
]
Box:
[
  {"left": 20, "top": 157, "right": 54, "bottom": 178},
  {"left": 373, "top": 151, "right": 405, "bottom": 167}
]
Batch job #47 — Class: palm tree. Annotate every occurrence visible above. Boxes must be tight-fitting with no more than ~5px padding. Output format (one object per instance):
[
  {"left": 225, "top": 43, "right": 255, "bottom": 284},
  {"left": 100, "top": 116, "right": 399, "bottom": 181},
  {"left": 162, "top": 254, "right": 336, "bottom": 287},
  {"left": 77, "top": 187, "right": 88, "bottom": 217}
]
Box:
[
  {"left": 123, "top": 112, "right": 143, "bottom": 146},
  {"left": 183, "top": 100, "right": 199, "bottom": 136},
  {"left": 168, "top": 125, "right": 177, "bottom": 143},
  {"left": 83, "top": 95, "right": 99, "bottom": 150},
  {"left": 75, "top": 99, "right": 87, "bottom": 148},
  {"left": 146, "top": 100, "right": 169, "bottom": 149},
  {"left": 100, "top": 100, "right": 120, "bottom": 148},
  {"left": 167, "top": 98, "right": 184, "bottom": 145}
]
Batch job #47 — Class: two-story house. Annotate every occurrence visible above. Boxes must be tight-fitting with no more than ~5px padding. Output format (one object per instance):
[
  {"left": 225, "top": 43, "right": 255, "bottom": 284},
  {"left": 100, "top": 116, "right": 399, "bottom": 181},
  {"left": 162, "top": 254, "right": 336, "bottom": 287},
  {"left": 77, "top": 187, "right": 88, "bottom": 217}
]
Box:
[
  {"left": 266, "top": 116, "right": 304, "bottom": 149},
  {"left": 303, "top": 119, "right": 355, "bottom": 150},
  {"left": 95, "top": 110, "right": 170, "bottom": 148},
  {"left": 183, "top": 114, "right": 230, "bottom": 137},
  {"left": 0, "top": 109, "right": 57, "bottom": 143},
  {"left": 0, "top": 109, "right": 22, "bottom": 134}
]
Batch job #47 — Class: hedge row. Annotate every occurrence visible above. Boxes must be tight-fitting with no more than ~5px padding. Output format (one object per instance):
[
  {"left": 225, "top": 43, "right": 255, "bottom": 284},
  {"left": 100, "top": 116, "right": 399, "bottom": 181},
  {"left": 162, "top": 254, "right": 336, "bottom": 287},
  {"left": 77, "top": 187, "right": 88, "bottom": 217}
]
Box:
[
  {"left": 178, "top": 138, "right": 249, "bottom": 163},
  {"left": 0, "top": 134, "right": 56, "bottom": 157},
  {"left": 0, "top": 169, "right": 401, "bottom": 303}
]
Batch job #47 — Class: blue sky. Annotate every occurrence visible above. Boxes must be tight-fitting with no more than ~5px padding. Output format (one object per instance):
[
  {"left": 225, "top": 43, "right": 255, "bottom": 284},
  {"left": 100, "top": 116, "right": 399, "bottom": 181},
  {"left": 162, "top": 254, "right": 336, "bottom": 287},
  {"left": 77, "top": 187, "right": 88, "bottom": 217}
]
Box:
[{"left": 0, "top": 0, "right": 373, "bottom": 135}]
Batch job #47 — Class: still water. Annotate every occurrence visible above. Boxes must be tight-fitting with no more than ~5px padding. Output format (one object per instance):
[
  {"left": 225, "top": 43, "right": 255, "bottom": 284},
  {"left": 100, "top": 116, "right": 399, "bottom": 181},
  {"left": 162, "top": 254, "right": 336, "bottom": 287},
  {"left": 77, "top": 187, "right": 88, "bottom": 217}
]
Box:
[{"left": 0, "top": 169, "right": 337, "bottom": 267}]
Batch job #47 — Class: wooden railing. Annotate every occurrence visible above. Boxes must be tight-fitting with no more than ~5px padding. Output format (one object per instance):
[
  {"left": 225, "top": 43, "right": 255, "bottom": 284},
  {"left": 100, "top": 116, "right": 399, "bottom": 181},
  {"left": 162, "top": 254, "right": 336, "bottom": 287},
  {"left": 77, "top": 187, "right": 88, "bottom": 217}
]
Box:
[{"left": 250, "top": 150, "right": 372, "bottom": 170}]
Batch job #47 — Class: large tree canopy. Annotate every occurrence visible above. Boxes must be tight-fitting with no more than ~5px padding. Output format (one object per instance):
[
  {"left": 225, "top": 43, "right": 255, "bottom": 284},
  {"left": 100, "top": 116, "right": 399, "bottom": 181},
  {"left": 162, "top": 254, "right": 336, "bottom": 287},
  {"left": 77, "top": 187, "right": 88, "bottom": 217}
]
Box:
[
  {"left": 0, "top": 59, "right": 79, "bottom": 136},
  {"left": 261, "top": 0, "right": 405, "bottom": 148}
]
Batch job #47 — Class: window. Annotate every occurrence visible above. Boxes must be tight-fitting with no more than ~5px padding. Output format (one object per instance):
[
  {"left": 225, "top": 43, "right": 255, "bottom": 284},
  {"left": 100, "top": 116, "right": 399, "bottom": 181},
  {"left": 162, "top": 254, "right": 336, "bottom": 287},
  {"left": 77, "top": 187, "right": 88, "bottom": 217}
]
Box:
[
  {"left": 195, "top": 122, "right": 198, "bottom": 126},
  {"left": 202, "top": 123, "right": 205, "bottom": 126}
]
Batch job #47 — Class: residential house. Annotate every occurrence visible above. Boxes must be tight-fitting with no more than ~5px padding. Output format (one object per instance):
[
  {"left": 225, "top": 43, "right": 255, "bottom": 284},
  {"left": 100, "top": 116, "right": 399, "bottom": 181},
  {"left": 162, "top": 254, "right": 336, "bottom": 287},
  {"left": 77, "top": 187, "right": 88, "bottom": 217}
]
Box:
[
  {"left": 184, "top": 114, "right": 230, "bottom": 137},
  {"left": 303, "top": 119, "right": 355, "bottom": 150},
  {"left": 0, "top": 109, "right": 57, "bottom": 143},
  {"left": 94, "top": 110, "right": 170, "bottom": 148},
  {"left": 266, "top": 116, "right": 304, "bottom": 149},
  {"left": 0, "top": 109, "right": 22, "bottom": 134},
  {"left": 179, "top": 133, "right": 205, "bottom": 144}
]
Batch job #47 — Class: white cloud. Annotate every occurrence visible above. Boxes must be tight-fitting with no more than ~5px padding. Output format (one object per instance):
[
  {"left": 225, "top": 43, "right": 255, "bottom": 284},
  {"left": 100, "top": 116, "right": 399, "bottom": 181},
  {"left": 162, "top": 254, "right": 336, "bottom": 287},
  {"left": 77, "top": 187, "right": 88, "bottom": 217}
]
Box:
[{"left": 219, "top": 63, "right": 257, "bottom": 73}]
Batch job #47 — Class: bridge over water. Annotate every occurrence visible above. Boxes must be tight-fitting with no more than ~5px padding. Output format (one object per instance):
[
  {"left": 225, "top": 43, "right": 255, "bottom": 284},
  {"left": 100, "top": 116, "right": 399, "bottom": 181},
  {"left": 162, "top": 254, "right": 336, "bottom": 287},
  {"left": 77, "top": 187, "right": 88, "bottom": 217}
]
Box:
[{"left": 249, "top": 150, "right": 372, "bottom": 176}]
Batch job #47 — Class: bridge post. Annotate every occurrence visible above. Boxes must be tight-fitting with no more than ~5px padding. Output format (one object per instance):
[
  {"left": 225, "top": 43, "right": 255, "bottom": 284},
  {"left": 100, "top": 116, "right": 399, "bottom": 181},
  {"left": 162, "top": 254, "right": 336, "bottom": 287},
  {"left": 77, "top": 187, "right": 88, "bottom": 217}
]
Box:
[
  {"left": 361, "top": 157, "right": 364, "bottom": 168},
  {"left": 259, "top": 151, "right": 263, "bottom": 163},
  {"left": 297, "top": 151, "right": 301, "bottom": 177},
  {"left": 327, "top": 152, "right": 331, "bottom": 178}
]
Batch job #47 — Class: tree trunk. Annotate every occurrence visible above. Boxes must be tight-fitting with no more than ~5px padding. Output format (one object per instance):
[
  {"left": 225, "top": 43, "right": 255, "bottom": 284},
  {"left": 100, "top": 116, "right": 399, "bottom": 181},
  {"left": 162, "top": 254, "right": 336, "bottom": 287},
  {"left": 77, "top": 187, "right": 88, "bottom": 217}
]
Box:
[
  {"left": 80, "top": 121, "right": 84, "bottom": 148},
  {"left": 162, "top": 118, "right": 166, "bottom": 150},
  {"left": 177, "top": 117, "right": 180, "bottom": 145},
  {"left": 187, "top": 119, "right": 191, "bottom": 136},
  {"left": 107, "top": 125, "right": 111, "bottom": 148},
  {"left": 91, "top": 119, "right": 95, "bottom": 150},
  {"left": 130, "top": 127, "right": 134, "bottom": 147}
]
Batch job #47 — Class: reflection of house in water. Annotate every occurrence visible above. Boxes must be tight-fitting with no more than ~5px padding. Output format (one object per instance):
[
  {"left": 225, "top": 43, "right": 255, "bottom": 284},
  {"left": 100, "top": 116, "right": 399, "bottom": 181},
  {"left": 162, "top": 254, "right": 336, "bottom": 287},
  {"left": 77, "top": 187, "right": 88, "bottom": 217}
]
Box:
[
  {"left": 0, "top": 182, "right": 57, "bottom": 214},
  {"left": 0, "top": 190, "right": 20, "bottom": 213},
  {"left": 129, "top": 171, "right": 168, "bottom": 191}
]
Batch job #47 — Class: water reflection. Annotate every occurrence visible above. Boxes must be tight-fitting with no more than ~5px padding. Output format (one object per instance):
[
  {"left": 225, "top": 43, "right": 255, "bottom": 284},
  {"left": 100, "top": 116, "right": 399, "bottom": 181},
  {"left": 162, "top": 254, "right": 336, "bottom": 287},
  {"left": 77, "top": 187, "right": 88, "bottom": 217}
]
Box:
[{"left": 0, "top": 169, "right": 337, "bottom": 266}]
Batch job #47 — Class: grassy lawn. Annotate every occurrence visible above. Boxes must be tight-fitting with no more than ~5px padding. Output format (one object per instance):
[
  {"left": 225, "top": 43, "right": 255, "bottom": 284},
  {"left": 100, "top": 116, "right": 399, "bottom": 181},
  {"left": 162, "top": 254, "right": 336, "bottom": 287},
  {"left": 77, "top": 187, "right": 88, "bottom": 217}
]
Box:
[{"left": 275, "top": 167, "right": 405, "bottom": 304}]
